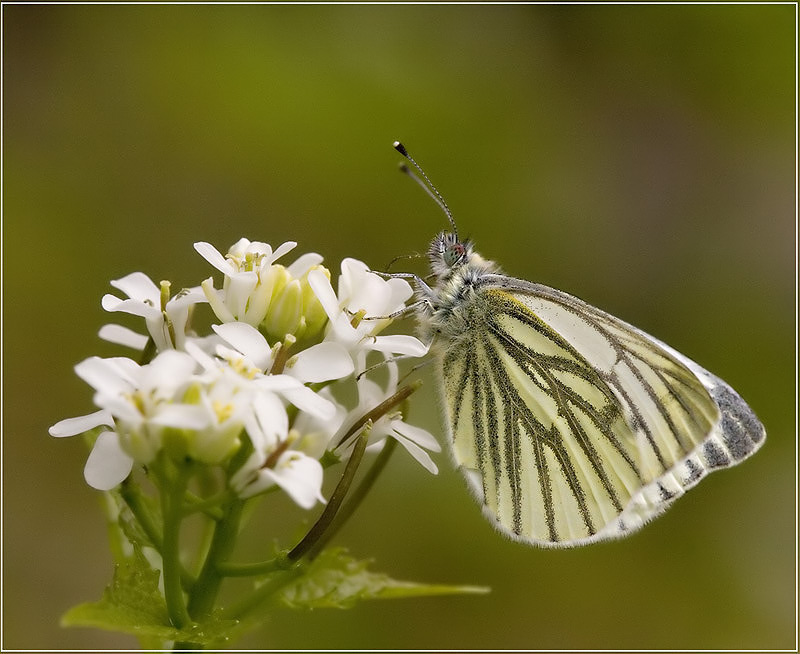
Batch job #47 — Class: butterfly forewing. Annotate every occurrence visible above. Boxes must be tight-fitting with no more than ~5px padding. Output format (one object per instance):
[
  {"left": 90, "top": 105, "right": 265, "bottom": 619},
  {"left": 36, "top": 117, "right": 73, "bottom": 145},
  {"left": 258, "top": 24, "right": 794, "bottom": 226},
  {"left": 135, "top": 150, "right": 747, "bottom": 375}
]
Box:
[{"left": 437, "top": 278, "right": 764, "bottom": 547}]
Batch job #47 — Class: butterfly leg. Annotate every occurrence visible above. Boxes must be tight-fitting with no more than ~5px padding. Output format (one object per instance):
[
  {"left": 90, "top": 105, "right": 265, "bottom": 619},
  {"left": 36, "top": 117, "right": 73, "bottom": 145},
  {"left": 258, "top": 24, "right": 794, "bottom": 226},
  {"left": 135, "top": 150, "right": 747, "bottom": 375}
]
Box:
[
  {"left": 369, "top": 269, "right": 435, "bottom": 296},
  {"left": 355, "top": 353, "right": 433, "bottom": 381},
  {"left": 360, "top": 298, "right": 433, "bottom": 322}
]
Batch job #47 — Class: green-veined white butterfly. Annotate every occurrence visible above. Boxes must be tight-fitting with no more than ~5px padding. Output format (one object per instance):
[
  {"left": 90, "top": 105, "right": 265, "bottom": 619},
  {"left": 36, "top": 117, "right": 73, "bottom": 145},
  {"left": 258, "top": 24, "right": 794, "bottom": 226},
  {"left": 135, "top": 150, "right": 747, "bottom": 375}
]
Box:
[{"left": 391, "top": 141, "right": 765, "bottom": 548}]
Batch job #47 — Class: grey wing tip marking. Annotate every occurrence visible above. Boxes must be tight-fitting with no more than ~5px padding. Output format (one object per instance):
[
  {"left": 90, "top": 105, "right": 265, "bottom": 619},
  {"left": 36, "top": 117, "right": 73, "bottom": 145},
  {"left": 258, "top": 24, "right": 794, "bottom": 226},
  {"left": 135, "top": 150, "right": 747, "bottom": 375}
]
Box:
[
  {"left": 655, "top": 338, "right": 766, "bottom": 461},
  {"left": 709, "top": 378, "right": 766, "bottom": 462}
]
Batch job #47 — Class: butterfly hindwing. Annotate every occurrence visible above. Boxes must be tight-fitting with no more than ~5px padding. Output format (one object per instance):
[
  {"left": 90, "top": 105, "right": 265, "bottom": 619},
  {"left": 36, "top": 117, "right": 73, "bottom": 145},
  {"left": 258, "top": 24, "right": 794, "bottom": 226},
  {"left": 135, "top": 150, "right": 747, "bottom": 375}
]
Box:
[{"left": 437, "top": 276, "right": 765, "bottom": 547}]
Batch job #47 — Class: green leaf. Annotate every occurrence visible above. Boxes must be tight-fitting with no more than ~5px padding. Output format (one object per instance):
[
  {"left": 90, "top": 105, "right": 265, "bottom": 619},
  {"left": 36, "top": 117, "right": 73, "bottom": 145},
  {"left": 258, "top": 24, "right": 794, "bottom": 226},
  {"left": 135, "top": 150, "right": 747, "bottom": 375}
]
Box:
[
  {"left": 61, "top": 547, "right": 237, "bottom": 646},
  {"left": 110, "top": 486, "right": 161, "bottom": 552},
  {"left": 277, "top": 548, "right": 489, "bottom": 610}
]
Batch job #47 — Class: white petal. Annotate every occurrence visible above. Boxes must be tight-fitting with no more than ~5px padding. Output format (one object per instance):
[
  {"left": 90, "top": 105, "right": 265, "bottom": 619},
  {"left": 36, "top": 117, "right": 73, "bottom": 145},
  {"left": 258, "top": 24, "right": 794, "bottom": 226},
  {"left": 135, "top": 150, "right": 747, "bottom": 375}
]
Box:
[
  {"left": 340, "top": 259, "right": 388, "bottom": 314},
  {"left": 270, "top": 240, "right": 298, "bottom": 263},
  {"left": 194, "top": 241, "right": 234, "bottom": 275},
  {"left": 184, "top": 340, "right": 219, "bottom": 373},
  {"left": 307, "top": 268, "right": 342, "bottom": 321},
  {"left": 327, "top": 312, "right": 360, "bottom": 348},
  {"left": 166, "top": 287, "right": 207, "bottom": 349},
  {"left": 264, "top": 451, "right": 325, "bottom": 509},
  {"left": 282, "top": 385, "right": 336, "bottom": 420},
  {"left": 75, "top": 357, "right": 137, "bottom": 395},
  {"left": 228, "top": 237, "right": 257, "bottom": 259},
  {"left": 234, "top": 470, "right": 275, "bottom": 499},
  {"left": 141, "top": 351, "right": 197, "bottom": 391},
  {"left": 84, "top": 431, "right": 134, "bottom": 490},
  {"left": 339, "top": 258, "right": 370, "bottom": 303},
  {"left": 109, "top": 272, "right": 160, "bottom": 303},
  {"left": 287, "top": 252, "right": 323, "bottom": 278},
  {"left": 226, "top": 272, "right": 260, "bottom": 321},
  {"left": 98, "top": 324, "right": 149, "bottom": 350},
  {"left": 385, "top": 277, "right": 414, "bottom": 310},
  {"left": 230, "top": 450, "right": 266, "bottom": 491},
  {"left": 252, "top": 392, "right": 289, "bottom": 448},
  {"left": 356, "top": 376, "right": 384, "bottom": 409},
  {"left": 391, "top": 419, "right": 441, "bottom": 452},
  {"left": 144, "top": 314, "right": 173, "bottom": 352},
  {"left": 242, "top": 282, "right": 271, "bottom": 326},
  {"left": 370, "top": 334, "right": 429, "bottom": 357},
  {"left": 255, "top": 374, "right": 305, "bottom": 392},
  {"left": 150, "top": 404, "right": 210, "bottom": 430},
  {"left": 287, "top": 342, "right": 354, "bottom": 383},
  {"left": 168, "top": 285, "right": 207, "bottom": 308},
  {"left": 49, "top": 409, "right": 114, "bottom": 437},
  {"left": 245, "top": 240, "right": 273, "bottom": 258},
  {"left": 390, "top": 429, "right": 439, "bottom": 474},
  {"left": 213, "top": 322, "right": 272, "bottom": 370},
  {"left": 101, "top": 295, "right": 160, "bottom": 319},
  {"left": 201, "top": 278, "right": 236, "bottom": 323},
  {"left": 95, "top": 393, "right": 143, "bottom": 424}
]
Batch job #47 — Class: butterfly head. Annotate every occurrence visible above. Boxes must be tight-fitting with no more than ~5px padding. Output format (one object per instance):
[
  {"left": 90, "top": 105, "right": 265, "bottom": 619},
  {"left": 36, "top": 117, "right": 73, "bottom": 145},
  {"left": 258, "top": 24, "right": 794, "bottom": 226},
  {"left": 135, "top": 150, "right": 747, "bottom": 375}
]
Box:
[{"left": 428, "top": 231, "right": 474, "bottom": 280}]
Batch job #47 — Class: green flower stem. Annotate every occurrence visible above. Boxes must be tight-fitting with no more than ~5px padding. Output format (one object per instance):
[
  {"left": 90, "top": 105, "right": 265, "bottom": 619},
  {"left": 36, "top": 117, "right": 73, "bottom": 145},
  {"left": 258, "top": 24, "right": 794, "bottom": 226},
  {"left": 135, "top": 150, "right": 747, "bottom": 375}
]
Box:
[
  {"left": 288, "top": 428, "right": 370, "bottom": 562},
  {"left": 223, "top": 562, "right": 305, "bottom": 623},
  {"left": 305, "top": 436, "right": 398, "bottom": 561},
  {"left": 118, "top": 479, "right": 196, "bottom": 591},
  {"left": 333, "top": 379, "right": 422, "bottom": 450},
  {"left": 186, "top": 497, "right": 245, "bottom": 620},
  {"left": 119, "top": 478, "right": 162, "bottom": 547},
  {"left": 215, "top": 552, "right": 292, "bottom": 577},
  {"left": 160, "top": 463, "right": 192, "bottom": 630},
  {"left": 182, "top": 489, "right": 227, "bottom": 520},
  {"left": 215, "top": 431, "right": 392, "bottom": 578}
]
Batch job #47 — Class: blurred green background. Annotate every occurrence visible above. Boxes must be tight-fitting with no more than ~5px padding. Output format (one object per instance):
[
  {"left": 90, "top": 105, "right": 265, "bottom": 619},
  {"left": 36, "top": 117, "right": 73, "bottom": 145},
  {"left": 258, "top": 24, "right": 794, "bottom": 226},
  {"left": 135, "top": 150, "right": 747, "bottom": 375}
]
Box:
[{"left": 3, "top": 3, "right": 795, "bottom": 650}]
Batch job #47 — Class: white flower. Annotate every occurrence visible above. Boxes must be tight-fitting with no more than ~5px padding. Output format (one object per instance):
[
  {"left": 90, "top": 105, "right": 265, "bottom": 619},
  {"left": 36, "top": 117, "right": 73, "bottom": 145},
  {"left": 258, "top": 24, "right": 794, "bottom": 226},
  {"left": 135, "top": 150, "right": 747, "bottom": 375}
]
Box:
[
  {"left": 50, "top": 349, "right": 251, "bottom": 488},
  {"left": 308, "top": 258, "right": 428, "bottom": 373},
  {"left": 179, "top": 373, "right": 252, "bottom": 464},
  {"left": 290, "top": 386, "right": 349, "bottom": 459},
  {"left": 50, "top": 351, "right": 237, "bottom": 490},
  {"left": 74, "top": 351, "right": 208, "bottom": 464},
  {"left": 100, "top": 272, "right": 206, "bottom": 351},
  {"left": 338, "top": 360, "right": 440, "bottom": 474},
  {"left": 185, "top": 333, "right": 339, "bottom": 422},
  {"left": 52, "top": 236, "right": 437, "bottom": 504},
  {"left": 229, "top": 391, "right": 327, "bottom": 508},
  {"left": 195, "top": 239, "right": 296, "bottom": 326},
  {"left": 212, "top": 322, "right": 354, "bottom": 383},
  {"left": 195, "top": 239, "right": 328, "bottom": 343},
  {"left": 49, "top": 410, "right": 134, "bottom": 491}
]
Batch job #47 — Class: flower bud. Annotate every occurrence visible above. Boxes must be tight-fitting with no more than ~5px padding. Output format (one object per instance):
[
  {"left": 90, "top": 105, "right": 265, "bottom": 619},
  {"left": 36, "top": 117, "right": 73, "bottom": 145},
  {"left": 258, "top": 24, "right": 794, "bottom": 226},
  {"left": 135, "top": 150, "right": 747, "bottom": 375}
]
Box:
[
  {"left": 263, "top": 278, "right": 303, "bottom": 343},
  {"left": 300, "top": 265, "right": 330, "bottom": 340}
]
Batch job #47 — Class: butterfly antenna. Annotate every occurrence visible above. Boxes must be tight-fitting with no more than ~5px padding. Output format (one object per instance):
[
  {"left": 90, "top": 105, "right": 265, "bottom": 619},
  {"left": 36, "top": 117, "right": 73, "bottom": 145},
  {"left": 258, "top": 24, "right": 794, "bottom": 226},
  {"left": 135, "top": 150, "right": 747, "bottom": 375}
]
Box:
[
  {"left": 393, "top": 141, "right": 459, "bottom": 239},
  {"left": 385, "top": 251, "right": 423, "bottom": 272}
]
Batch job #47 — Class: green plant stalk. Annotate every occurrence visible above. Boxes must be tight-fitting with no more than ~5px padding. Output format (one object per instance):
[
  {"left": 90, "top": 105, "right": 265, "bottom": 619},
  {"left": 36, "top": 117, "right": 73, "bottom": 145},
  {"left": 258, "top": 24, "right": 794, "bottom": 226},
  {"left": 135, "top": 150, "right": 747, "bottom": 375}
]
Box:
[
  {"left": 182, "top": 489, "right": 227, "bottom": 520},
  {"left": 223, "top": 562, "right": 306, "bottom": 623},
  {"left": 215, "top": 437, "right": 396, "bottom": 578},
  {"left": 119, "top": 479, "right": 162, "bottom": 547},
  {"left": 305, "top": 436, "right": 398, "bottom": 561},
  {"left": 186, "top": 497, "right": 245, "bottom": 619},
  {"left": 216, "top": 553, "right": 292, "bottom": 577},
  {"left": 160, "top": 463, "right": 192, "bottom": 630},
  {"left": 119, "top": 479, "right": 196, "bottom": 591},
  {"left": 334, "top": 380, "right": 422, "bottom": 450},
  {"left": 288, "top": 429, "right": 370, "bottom": 562}
]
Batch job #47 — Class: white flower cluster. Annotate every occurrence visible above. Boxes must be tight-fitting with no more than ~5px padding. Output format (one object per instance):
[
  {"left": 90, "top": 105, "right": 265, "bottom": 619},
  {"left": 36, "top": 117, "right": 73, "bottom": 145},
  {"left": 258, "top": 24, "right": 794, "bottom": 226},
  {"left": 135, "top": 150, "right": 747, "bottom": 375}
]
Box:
[{"left": 50, "top": 239, "right": 438, "bottom": 508}]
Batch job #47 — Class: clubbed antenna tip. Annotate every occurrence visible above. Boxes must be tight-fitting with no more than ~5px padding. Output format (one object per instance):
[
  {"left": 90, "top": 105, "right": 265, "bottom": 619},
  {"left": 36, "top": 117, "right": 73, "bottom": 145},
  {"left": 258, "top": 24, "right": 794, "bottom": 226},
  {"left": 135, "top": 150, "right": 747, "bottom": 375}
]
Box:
[{"left": 391, "top": 140, "right": 458, "bottom": 238}]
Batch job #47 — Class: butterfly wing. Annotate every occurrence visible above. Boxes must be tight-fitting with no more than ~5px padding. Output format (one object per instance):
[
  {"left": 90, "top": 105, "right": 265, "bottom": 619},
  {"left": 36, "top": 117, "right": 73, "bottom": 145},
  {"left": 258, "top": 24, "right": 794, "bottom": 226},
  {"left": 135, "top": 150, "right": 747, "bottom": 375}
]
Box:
[{"left": 436, "top": 276, "right": 765, "bottom": 547}]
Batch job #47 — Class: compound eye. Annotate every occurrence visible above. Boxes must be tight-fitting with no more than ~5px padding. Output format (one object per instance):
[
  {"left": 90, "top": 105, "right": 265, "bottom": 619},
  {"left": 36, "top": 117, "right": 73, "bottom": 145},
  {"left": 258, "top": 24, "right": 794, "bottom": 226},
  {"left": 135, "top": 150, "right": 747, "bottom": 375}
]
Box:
[{"left": 443, "top": 242, "right": 465, "bottom": 267}]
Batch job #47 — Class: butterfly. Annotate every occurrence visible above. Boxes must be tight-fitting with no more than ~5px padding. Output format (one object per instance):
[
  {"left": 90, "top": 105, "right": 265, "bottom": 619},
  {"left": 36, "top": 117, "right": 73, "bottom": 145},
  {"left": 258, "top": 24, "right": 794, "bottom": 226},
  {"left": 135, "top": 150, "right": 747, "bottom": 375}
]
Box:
[{"left": 392, "top": 141, "right": 766, "bottom": 548}]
